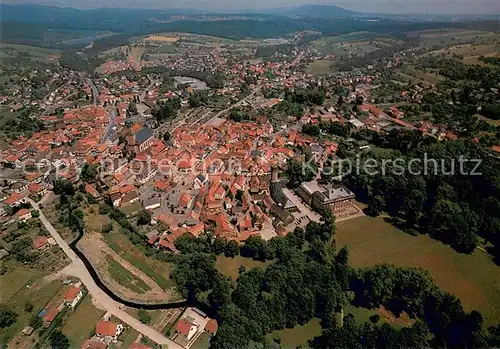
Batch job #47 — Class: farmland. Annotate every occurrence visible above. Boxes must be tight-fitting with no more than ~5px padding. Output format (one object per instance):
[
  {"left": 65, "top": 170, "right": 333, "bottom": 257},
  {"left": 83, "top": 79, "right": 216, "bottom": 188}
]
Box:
[
  {"left": 307, "top": 60, "right": 335, "bottom": 76},
  {"left": 0, "top": 267, "right": 63, "bottom": 346},
  {"left": 335, "top": 216, "right": 500, "bottom": 325},
  {"left": 311, "top": 32, "right": 401, "bottom": 57},
  {"left": 0, "top": 44, "right": 61, "bottom": 63}
]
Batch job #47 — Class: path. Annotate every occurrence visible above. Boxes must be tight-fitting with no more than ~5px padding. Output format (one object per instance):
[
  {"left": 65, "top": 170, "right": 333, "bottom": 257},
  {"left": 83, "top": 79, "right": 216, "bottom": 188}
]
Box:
[
  {"left": 281, "top": 187, "right": 322, "bottom": 222},
  {"left": 29, "top": 198, "right": 184, "bottom": 349}
]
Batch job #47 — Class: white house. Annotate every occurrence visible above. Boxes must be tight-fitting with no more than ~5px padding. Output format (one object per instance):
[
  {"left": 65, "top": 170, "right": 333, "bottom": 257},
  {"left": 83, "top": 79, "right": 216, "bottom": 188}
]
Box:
[
  {"left": 96, "top": 321, "right": 124, "bottom": 342},
  {"left": 63, "top": 286, "right": 83, "bottom": 308},
  {"left": 176, "top": 318, "right": 198, "bottom": 341}
]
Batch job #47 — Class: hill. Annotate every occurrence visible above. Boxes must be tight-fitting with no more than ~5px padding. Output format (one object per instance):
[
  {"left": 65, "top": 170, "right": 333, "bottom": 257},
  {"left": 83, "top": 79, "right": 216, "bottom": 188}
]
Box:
[{"left": 282, "top": 5, "right": 358, "bottom": 18}]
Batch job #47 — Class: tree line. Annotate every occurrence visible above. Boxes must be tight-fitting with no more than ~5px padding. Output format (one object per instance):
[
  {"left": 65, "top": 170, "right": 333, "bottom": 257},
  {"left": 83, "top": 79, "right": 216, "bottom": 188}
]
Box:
[
  {"left": 341, "top": 139, "right": 500, "bottom": 259},
  {"left": 169, "top": 216, "right": 500, "bottom": 349}
]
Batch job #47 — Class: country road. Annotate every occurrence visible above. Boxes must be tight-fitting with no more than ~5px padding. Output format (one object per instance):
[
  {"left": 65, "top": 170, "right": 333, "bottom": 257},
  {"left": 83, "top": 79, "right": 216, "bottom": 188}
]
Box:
[{"left": 29, "top": 198, "right": 184, "bottom": 349}]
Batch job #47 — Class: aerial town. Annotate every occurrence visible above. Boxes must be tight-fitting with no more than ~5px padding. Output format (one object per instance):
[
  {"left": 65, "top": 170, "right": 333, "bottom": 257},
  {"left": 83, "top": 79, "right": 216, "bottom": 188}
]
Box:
[{"left": 0, "top": 3, "right": 499, "bottom": 349}]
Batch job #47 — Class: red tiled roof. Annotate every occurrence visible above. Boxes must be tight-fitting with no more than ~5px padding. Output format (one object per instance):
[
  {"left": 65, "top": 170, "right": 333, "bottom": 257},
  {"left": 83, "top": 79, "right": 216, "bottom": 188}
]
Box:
[
  {"left": 64, "top": 286, "right": 81, "bottom": 301},
  {"left": 176, "top": 318, "right": 193, "bottom": 337},
  {"left": 43, "top": 307, "right": 60, "bottom": 322},
  {"left": 205, "top": 319, "right": 218, "bottom": 334},
  {"left": 96, "top": 321, "right": 118, "bottom": 337},
  {"left": 32, "top": 236, "right": 48, "bottom": 249},
  {"left": 29, "top": 183, "right": 42, "bottom": 193},
  {"left": 80, "top": 339, "right": 107, "bottom": 349},
  {"left": 4, "top": 193, "right": 23, "bottom": 205},
  {"left": 16, "top": 208, "right": 31, "bottom": 217}
]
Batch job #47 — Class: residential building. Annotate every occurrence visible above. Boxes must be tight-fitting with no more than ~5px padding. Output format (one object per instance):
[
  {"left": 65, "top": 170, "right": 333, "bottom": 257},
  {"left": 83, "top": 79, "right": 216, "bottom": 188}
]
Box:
[
  {"left": 95, "top": 321, "right": 124, "bottom": 342},
  {"left": 64, "top": 286, "right": 83, "bottom": 308},
  {"left": 176, "top": 318, "right": 198, "bottom": 341}
]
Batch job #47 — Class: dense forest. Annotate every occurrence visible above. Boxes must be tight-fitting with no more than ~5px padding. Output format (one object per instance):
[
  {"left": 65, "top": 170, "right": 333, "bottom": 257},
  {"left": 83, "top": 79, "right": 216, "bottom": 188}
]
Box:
[
  {"left": 338, "top": 137, "right": 500, "bottom": 259},
  {"left": 1, "top": 4, "right": 499, "bottom": 46},
  {"left": 170, "top": 216, "right": 500, "bottom": 349}
]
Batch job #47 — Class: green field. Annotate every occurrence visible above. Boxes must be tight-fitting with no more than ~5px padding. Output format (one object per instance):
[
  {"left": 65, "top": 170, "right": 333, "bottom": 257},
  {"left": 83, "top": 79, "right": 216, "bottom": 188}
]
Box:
[
  {"left": 0, "top": 269, "right": 63, "bottom": 345},
  {"left": 151, "top": 44, "right": 179, "bottom": 54},
  {"left": 0, "top": 267, "right": 44, "bottom": 302},
  {"left": 311, "top": 32, "right": 397, "bottom": 56},
  {"left": 336, "top": 216, "right": 500, "bottom": 325},
  {"left": 105, "top": 255, "right": 152, "bottom": 294},
  {"left": 63, "top": 295, "right": 105, "bottom": 347},
  {"left": 102, "top": 231, "right": 175, "bottom": 292},
  {"left": 266, "top": 318, "right": 322, "bottom": 348},
  {"left": 121, "top": 328, "right": 140, "bottom": 348},
  {"left": 192, "top": 332, "right": 211, "bottom": 349},
  {"left": 416, "top": 29, "right": 497, "bottom": 48},
  {"left": 216, "top": 256, "right": 273, "bottom": 281},
  {"left": 308, "top": 60, "right": 335, "bottom": 76},
  {"left": 0, "top": 44, "right": 60, "bottom": 62}
]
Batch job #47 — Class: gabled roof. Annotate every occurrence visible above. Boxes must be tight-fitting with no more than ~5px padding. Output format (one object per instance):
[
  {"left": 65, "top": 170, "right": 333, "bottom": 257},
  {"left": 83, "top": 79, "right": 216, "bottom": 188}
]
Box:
[
  {"left": 64, "top": 286, "right": 81, "bottom": 301},
  {"left": 176, "top": 318, "right": 195, "bottom": 337},
  {"left": 96, "top": 321, "right": 118, "bottom": 337}
]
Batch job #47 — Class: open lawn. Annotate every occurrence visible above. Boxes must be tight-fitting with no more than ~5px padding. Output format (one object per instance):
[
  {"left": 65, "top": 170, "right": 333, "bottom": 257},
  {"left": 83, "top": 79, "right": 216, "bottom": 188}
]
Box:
[
  {"left": 216, "top": 256, "right": 273, "bottom": 281},
  {"left": 0, "top": 266, "right": 44, "bottom": 302},
  {"left": 102, "top": 230, "right": 175, "bottom": 292},
  {"left": 63, "top": 295, "right": 105, "bottom": 347},
  {"left": 335, "top": 216, "right": 500, "bottom": 325},
  {"left": 344, "top": 304, "right": 414, "bottom": 329},
  {"left": 151, "top": 44, "right": 179, "bottom": 54},
  {"left": 477, "top": 114, "right": 500, "bottom": 126},
  {"left": 266, "top": 318, "right": 322, "bottom": 348},
  {"left": 192, "top": 332, "right": 211, "bottom": 349},
  {"left": 308, "top": 60, "right": 334, "bottom": 76},
  {"left": 105, "top": 255, "right": 152, "bottom": 294},
  {"left": 121, "top": 328, "right": 140, "bottom": 348},
  {"left": 0, "top": 273, "right": 63, "bottom": 345}
]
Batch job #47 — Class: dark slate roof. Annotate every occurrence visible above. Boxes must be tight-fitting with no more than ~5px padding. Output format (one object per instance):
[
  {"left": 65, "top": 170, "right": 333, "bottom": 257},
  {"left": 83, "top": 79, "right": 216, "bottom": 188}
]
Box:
[{"left": 134, "top": 127, "right": 153, "bottom": 145}]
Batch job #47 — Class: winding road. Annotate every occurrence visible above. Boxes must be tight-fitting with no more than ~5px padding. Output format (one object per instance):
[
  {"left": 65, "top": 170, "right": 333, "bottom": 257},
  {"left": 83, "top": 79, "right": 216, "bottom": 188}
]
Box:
[{"left": 29, "top": 199, "right": 184, "bottom": 349}]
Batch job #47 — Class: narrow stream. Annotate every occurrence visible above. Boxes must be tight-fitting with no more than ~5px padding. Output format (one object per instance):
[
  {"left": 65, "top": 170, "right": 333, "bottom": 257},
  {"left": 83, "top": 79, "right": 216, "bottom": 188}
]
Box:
[{"left": 69, "top": 229, "right": 190, "bottom": 310}]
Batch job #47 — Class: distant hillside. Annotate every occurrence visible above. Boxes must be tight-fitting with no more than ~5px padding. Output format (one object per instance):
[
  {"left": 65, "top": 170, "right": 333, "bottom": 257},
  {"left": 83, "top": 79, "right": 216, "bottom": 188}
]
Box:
[{"left": 281, "top": 5, "right": 359, "bottom": 18}]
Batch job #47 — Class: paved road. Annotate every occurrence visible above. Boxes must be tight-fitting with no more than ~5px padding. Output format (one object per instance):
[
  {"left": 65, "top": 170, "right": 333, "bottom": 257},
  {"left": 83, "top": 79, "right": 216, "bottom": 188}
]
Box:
[
  {"left": 86, "top": 78, "right": 99, "bottom": 105},
  {"left": 29, "top": 199, "right": 184, "bottom": 349},
  {"left": 101, "top": 109, "right": 116, "bottom": 144}
]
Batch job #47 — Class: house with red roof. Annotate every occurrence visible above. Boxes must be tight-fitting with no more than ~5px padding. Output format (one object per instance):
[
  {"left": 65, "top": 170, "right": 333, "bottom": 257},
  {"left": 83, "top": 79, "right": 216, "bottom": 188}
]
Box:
[
  {"left": 42, "top": 307, "right": 60, "bottom": 326},
  {"left": 85, "top": 184, "right": 101, "bottom": 199},
  {"left": 80, "top": 339, "right": 107, "bottom": 349},
  {"left": 176, "top": 318, "right": 198, "bottom": 340},
  {"left": 64, "top": 286, "right": 83, "bottom": 308},
  {"left": 32, "top": 236, "right": 49, "bottom": 249},
  {"left": 29, "top": 183, "right": 46, "bottom": 197},
  {"left": 205, "top": 319, "right": 218, "bottom": 335},
  {"left": 15, "top": 208, "right": 32, "bottom": 222}
]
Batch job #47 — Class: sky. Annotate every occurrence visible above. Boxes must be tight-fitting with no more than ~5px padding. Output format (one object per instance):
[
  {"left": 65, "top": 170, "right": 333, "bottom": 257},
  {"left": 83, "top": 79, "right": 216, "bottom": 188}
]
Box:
[{"left": 5, "top": 0, "right": 500, "bottom": 14}]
